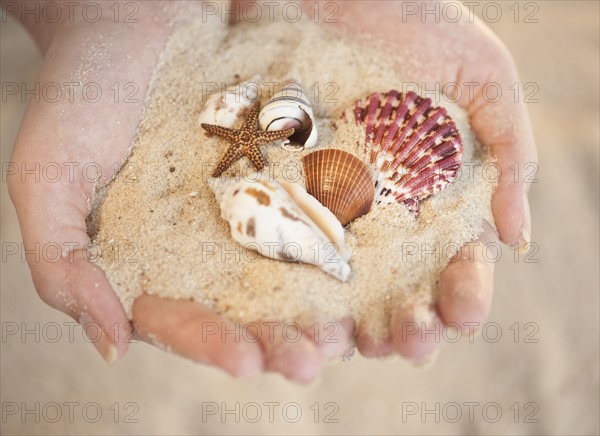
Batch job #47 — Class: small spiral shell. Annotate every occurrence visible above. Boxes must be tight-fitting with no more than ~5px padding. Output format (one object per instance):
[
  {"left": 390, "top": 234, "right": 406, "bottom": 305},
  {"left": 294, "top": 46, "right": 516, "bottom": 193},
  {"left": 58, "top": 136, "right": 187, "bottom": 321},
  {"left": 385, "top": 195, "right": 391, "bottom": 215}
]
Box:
[{"left": 259, "top": 81, "right": 318, "bottom": 148}]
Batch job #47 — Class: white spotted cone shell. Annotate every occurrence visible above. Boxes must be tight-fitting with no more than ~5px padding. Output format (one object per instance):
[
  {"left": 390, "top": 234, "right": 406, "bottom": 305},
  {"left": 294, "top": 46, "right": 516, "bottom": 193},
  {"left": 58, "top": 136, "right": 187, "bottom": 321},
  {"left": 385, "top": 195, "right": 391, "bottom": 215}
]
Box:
[
  {"left": 259, "top": 81, "right": 318, "bottom": 148},
  {"left": 208, "top": 173, "right": 351, "bottom": 281},
  {"left": 302, "top": 149, "right": 375, "bottom": 226},
  {"left": 350, "top": 90, "right": 463, "bottom": 215}
]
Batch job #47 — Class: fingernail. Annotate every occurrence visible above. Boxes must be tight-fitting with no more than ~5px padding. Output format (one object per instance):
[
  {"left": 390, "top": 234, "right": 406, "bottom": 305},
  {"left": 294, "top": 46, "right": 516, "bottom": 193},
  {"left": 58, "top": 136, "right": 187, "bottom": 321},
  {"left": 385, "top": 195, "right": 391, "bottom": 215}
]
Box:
[
  {"left": 79, "top": 313, "right": 118, "bottom": 364},
  {"left": 519, "top": 195, "right": 532, "bottom": 254}
]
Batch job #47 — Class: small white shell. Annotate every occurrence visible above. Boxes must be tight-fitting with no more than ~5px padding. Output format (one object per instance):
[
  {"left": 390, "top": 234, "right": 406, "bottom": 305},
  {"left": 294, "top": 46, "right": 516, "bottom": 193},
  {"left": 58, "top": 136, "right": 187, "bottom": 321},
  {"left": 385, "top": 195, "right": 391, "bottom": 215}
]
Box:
[
  {"left": 209, "top": 173, "right": 350, "bottom": 281},
  {"left": 198, "top": 75, "right": 261, "bottom": 128},
  {"left": 258, "top": 81, "right": 318, "bottom": 148}
]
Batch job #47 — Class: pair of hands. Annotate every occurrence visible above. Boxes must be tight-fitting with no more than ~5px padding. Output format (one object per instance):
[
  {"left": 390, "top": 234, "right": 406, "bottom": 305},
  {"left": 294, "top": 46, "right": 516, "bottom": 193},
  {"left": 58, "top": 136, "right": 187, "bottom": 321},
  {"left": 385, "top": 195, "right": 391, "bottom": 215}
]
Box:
[{"left": 6, "top": 1, "right": 536, "bottom": 382}]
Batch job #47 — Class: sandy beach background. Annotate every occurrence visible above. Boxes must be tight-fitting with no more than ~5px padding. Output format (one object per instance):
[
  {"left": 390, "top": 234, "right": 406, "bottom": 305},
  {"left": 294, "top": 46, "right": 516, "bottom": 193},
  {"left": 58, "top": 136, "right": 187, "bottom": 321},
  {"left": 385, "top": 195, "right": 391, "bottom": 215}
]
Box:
[{"left": 1, "top": 1, "right": 598, "bottom": 435}]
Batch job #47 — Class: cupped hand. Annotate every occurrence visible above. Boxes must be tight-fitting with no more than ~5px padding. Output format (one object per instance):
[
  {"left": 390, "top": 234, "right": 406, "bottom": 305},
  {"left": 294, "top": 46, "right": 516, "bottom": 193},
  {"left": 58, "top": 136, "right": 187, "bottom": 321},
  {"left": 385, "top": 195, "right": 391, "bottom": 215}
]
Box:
[
  {"left": 327, "top": 1, "right": 537, "bottom": 361},
  {"left": 6, "top": 1, "right": 352, "bottom": 382},
  {"left": 7, "top": 0, "right": 537, "bottom": 379}
]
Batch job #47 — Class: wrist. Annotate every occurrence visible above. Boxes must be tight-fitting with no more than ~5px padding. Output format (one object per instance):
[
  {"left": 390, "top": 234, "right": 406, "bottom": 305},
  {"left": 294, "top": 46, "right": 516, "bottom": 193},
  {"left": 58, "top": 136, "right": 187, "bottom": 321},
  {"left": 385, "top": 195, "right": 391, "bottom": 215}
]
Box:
[{"left": 0, "top": 1, "right": 170, "bottom": 54}]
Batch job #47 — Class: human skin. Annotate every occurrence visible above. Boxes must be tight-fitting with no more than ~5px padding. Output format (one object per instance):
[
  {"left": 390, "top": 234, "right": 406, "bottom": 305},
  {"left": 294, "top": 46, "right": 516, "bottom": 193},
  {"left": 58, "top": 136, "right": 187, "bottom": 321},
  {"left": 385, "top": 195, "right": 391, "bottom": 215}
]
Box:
[{"left": 4, "top": 0, "right": 536, "bottom": 381}]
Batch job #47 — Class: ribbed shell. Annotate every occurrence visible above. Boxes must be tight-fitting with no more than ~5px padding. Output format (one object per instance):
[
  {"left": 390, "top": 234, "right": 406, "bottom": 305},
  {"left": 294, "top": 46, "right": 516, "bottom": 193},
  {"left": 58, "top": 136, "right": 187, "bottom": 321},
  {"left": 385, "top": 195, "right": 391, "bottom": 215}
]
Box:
[
  {"left": 302, "top": 149, "right": 375, "bottom": 226},
  {"left": 352, "top": 90, "right": 463, "bottom": 214}
]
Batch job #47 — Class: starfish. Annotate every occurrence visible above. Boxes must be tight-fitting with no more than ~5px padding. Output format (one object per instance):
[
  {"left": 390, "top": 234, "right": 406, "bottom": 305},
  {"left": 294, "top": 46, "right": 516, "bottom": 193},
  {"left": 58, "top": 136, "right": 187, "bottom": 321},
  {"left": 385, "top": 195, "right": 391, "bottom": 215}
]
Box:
[{"left": 201, "top": 101, "right": 295, "bottom": 177}]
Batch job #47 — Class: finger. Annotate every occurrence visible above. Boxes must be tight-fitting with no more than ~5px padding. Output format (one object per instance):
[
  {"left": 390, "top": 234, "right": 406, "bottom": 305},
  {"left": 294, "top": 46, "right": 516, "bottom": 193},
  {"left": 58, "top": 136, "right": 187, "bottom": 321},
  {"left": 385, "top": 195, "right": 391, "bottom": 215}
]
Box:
[
  {"left": 466, "top": 44, "right": 537, "bottom": 248},
  {"left": 7, "top": 160, "right": 132, "bottom": 362},
  {"left": 34, "top": 255, "right": 130, "bottom": 363},
  {"left": 390, "top": 303, "right": 444, "bottom": 363},
  {"left": 300, "top": 317, "right": 355, "bottom": 359},
  {"left": 132, "top": 295, "right": 264, "bottom": 378},
  {"left": 437, "top": 221, "right": 498, "bottom": 331},
  {"left": 356, "top": 333, "right": 393, "bottom": 358},
  {"left": 252, "top": 322, "right": 323, "bottom": 384},
  {"left": 485, "top": 137, "right": 534, "bottom": 250},
  {"left": 8, "top": 183, "right": 132, "bottom": 366}
]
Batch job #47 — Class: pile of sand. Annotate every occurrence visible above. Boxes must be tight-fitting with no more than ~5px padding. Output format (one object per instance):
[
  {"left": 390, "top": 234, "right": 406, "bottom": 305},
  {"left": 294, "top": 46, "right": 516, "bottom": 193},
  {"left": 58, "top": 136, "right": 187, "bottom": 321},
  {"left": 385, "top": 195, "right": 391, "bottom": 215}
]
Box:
[{"left": 88, "top": 16, "right": 495, "bottom": 340}]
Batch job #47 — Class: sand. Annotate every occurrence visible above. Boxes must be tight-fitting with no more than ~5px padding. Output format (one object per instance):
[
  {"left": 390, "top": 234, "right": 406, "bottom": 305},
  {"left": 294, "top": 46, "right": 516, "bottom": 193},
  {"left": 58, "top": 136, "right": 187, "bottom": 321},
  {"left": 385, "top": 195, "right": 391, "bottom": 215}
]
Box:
[{"left": 87, "top": 16, "right": 495, "bottom": 340}]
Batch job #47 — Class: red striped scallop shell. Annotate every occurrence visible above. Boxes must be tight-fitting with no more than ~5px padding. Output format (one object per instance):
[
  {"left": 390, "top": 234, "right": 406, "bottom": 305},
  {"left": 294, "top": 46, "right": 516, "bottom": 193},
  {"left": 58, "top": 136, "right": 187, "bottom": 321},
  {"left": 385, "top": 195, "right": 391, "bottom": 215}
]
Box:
[{"left": 352, "top": 90, "right": 463, "bottom": 214}]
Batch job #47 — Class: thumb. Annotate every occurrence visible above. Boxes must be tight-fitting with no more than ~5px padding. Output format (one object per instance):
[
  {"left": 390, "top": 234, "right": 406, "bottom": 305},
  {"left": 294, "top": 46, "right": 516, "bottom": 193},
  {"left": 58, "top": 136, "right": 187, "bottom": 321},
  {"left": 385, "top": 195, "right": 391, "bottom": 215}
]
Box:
[
  {"left": 465, "top": 34, "right": 537, "bottom": 249},
  {"left": 33, "top": 248, "right": 132, "bottom": 364},
  {"left": 7, "top": 147, "right": 131, "bottom": 364}
]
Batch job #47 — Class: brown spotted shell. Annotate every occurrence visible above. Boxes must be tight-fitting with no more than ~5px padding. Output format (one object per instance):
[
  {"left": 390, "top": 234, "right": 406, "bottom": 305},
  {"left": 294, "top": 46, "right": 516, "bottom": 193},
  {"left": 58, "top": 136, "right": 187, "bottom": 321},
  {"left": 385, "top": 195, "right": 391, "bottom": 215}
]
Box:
[
  {"left": 302, "top": 149, "right": 375, "bottom": 226},
  {"left": 208, "top": 173, "right": 351, "bottom": 281}
]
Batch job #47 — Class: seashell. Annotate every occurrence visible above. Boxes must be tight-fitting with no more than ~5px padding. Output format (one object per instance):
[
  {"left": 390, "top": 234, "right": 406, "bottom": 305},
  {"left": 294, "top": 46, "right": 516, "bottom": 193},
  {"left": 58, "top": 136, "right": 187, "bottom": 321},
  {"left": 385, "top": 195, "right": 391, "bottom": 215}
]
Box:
[
  {"left": 350, "top": 90, "right": 463, "bottom": 214},
  {"left": 259, "top": 81, "right": 318, "bottom": 148},
  {"left": 209, "top": 173, "right": 351, "bottom": 281},
  {"left": 302, "top": 149, "right": 375, "bottom": 226},
  {"left": 277, "top": 178, "right": 350, "bottom": 261},
  {"left": 198, "top": 75, "right": 261, "bottom": 128}
]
